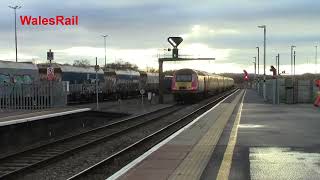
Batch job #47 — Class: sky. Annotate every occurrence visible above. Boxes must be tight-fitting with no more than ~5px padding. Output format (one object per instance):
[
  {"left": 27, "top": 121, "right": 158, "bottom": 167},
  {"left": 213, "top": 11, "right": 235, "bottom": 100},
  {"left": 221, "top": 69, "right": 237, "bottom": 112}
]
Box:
[{"left": 1, "top": 0, "right": 320, "bottom": 74}]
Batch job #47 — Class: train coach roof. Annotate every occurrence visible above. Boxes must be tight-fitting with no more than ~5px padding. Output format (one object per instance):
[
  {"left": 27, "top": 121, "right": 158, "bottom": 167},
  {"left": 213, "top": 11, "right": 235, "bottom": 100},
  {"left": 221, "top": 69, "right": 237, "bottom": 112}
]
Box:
[
  {"left": 175, "top": 68, "right": 210, "bottom": 76},
  {"left": 105, "top": 70, "right": 140, "bottom": 76},
  {"left": 38, "top": 63, "right": 104, "bottom": 74},
  {"left": 146, "top": 72, "right": 159, "bottom": 77},
  {"left": 60, "top": 65, "right": 104, "bottom": 74},
  {"left": 0, "top": 60, "right": 37, "bottom": 70}
]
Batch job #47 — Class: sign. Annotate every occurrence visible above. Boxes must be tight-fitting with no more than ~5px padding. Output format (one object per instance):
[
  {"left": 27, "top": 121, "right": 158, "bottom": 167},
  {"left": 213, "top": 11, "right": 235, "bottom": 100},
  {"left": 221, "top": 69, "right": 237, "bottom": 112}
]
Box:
[
  {"left": 168, "top": 37, "right": 183, "bottom": 48},
  {"left": 47, "top": 49, "right": 54, "bottom": 61},
  {"left": 95, "top": 65, "right": 100, "bottom": 72},
  {"left": 140, "top": 89, "right": 145, "bottom": 95},
  {"left": 47, "top": 67, "right": 54, "bottom": 81}
]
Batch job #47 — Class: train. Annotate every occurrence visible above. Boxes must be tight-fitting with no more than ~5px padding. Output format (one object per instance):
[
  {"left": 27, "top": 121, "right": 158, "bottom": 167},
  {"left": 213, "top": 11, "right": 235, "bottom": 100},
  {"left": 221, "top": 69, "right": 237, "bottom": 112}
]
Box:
[
  {"left": 171, "top": 68, "right": 234, "bottom": 101},
  {"left": 0, "top": 60, "right": 160, "bottom": 103}
]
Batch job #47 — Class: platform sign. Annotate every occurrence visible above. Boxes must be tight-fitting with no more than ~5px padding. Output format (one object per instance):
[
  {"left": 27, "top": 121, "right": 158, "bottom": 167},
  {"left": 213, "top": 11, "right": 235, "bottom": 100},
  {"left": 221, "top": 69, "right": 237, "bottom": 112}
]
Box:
[
  {"left": 95, "top": 65, "right": 100, "bottom": 72},
  {"left": 140, "top": 89, "right": 145, "bottom": 95},
  {"left": 47, "top": 67, "right": 54, "bottom": 81},
  {"left": 47, "top": 49, "right": 54, "bottom": 61}
]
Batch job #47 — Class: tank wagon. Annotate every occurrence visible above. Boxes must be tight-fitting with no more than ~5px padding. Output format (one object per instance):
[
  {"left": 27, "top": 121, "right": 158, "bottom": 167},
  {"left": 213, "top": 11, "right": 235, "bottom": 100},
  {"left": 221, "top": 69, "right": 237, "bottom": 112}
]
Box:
[{"left": 171, "top": 68, "right": 234, "bottom": 101}]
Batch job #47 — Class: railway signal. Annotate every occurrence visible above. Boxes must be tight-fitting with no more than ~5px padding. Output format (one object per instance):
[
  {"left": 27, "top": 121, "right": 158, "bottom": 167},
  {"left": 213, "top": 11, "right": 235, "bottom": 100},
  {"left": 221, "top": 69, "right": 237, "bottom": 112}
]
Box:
[
  {"left": 158, "top": 37, "right": 215, "bottom": 103},
  {"left": 243, "top": 70, "right": 249, "bottom": 81}
]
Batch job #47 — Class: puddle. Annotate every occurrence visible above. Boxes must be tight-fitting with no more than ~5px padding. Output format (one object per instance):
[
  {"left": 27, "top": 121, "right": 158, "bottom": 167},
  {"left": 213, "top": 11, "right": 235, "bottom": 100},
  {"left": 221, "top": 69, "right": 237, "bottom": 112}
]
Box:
[
  {"left": 250, "top": 147, "right": 320, "bottom": 180},
  {"left": 238, "top": 124, "right": 265, "bottom": 128}
]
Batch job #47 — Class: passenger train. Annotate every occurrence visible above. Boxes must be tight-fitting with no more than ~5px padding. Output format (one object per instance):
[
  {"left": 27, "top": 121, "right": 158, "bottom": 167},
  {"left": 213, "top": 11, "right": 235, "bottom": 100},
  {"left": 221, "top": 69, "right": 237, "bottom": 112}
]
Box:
[{"left": 171, "top": 68, "right": 234, "bottom": 101}]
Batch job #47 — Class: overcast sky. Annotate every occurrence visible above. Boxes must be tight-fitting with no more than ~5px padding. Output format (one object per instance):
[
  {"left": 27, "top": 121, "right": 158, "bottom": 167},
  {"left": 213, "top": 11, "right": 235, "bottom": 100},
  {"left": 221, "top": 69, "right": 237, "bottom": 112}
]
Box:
[{"left": 1, "top": 0, "right": 320, "bottom": 74}]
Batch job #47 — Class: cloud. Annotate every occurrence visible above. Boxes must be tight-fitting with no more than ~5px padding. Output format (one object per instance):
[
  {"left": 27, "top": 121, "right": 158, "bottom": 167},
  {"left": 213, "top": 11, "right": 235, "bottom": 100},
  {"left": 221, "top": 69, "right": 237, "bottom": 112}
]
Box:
[{"left": 1, "top": 0, "right": 320, "bottom": 74}]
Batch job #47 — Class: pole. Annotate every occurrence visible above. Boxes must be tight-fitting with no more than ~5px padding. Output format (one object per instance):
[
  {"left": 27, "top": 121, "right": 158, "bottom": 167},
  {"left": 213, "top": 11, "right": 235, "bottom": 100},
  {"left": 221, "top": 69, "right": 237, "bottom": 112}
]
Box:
[
  {"left": 104, "top": 37, "right": 106, "bottom": 68},
  {"left": 253, "top": 57, "right": 256, "bottom": 80},
  {"left": 158, "top": 59, "right": 163, "bottom": 104},
  {"left": 262, "top": 26, "right": 267, "bottom": 101},
  {"left": 9, "top": 5, "right": 21, "bottom": 62},
  {"left": 102, "top": 35, "right": 108, "bottom": 68},
  {"left": 278, "top": 53, "right": 280, "bottom": 75},
  {"left": 316, "top": 45, "right": 318, "bottom": 74},
  {"left": 95, "top": 57, "right": 99, "bottom": 110},
  {"left": 14, "top": 8, "right": 17, "bottom": 62},
  {"left": 294, "top": 50, "right": 296, "bottom": 78},
  {"left": 256, "top": 47, "right": 260, "bottom": 75}
]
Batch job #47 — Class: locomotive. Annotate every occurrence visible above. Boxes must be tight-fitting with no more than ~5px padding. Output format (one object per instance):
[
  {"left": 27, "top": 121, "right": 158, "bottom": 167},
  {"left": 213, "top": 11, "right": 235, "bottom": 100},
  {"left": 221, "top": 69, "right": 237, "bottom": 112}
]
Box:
[{"left": 171, "top": 68, "right": 234, "bottom": 101}]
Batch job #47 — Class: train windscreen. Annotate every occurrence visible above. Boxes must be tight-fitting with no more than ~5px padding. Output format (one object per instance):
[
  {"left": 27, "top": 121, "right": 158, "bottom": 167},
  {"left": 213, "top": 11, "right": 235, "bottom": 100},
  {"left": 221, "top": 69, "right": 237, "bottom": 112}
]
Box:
[{"left": 175, "top": 75, "right": 192, "bottom": 82}]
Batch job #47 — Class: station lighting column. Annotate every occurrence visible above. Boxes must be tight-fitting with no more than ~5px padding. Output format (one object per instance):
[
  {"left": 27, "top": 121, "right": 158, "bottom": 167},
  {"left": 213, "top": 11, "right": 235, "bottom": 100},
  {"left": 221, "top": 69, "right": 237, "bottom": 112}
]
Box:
[
  {"left": 258, "top": 25, "right": 267, "bottom": 101},
  {"left": 253, "top": 56, "right": 257, "bottom": 82},
  {"left": 315, "top": 45, "right": 318, "bottom": 74},
  {"left": 102, "top": 35, "right": 109, "bottom": 68},
  {"left": 291, "top": 45, "right": 296, "bottom": 76},
  {"left": 256, "top": 47, "right": 260, "bottom": 75},
  {"left": 8, "top": 5, "right": 21, "bottom": 62}
]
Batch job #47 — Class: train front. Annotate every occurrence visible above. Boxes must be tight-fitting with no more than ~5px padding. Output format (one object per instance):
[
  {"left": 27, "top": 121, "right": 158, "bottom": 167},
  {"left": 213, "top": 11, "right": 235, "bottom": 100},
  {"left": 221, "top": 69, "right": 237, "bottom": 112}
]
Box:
[{"left": 171, "top": 69, "right": 199, "bottom": 101}]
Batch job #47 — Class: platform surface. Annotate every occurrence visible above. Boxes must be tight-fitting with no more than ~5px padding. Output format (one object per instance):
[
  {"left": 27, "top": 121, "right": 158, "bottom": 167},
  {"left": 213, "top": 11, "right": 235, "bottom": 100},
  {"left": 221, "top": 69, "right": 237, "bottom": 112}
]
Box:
[
  {"left": 202, "top": 89, "right": 320, "bottom": 180},
  {"left": 116, "top": 90, "right": 244, "bottom": 180},
  {"left": 115, "top": 89, "right": 320, "bottom": 180}
]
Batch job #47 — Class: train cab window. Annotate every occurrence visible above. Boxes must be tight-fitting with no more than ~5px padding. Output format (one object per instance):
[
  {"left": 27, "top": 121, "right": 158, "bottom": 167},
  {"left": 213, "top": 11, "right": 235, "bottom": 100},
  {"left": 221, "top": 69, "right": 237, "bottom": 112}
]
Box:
[
  {"left": 176, "top": 75, "right": 192, "bottom": 82},
  {"left": 0, "top": 74, "right": 10, "bottom": 84}
]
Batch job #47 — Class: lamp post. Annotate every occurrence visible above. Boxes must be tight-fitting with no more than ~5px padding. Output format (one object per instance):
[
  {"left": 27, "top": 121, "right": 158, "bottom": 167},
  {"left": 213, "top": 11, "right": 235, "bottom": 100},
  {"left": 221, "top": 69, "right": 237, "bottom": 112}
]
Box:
[
  {"left": 291, "top": 45, "right": 296, "bottom": 76},
  {"left": 8, "top": 5, "right": 21, "bottom": 62},
  {"left": 102, "top": 35, "right": 108, "bottom": 69},
  {"left": 315, "top": 45, "right": 318, "bottom": 74},
  {"left": 258, "top": 25, "right": 267, "bottom": 101},
  {"left": 256, "top": 46, "right": 260, "bottom": 75},
  {"left": 253, "top": 56, "right": 257, "bottom": 79},
  {"left": 276, "top": 53, "right": 280, "bottom": 75}
]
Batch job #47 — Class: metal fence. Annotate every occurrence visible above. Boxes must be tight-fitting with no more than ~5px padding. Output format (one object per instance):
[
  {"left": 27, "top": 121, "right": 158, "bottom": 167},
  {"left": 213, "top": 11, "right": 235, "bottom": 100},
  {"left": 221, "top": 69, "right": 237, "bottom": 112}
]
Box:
[
  {"left": 0, "top": 82, "right": 67, "bottom": 110},
  {"left": 255, "top": 78, "right": 318, "bottom": 104}
]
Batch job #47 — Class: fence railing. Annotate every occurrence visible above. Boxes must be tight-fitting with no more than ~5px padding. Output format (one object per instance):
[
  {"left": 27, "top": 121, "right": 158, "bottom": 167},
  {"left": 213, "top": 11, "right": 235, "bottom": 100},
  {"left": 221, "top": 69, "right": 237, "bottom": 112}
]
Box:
[
  {"left": 255, "top": 79, "right": 318, "bottom": 104},
  {"left": 0, "top": 82, "right": 67, "bottom": 110}
]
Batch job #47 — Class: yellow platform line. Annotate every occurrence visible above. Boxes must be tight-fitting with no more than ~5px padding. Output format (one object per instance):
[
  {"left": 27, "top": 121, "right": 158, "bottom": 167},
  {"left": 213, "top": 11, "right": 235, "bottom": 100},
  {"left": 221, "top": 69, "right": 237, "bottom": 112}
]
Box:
[
  {"left": 216, "top": 90, "right": 246, "bottom": 180},
  {"left": 168, "top": 90, "right": 244, "bottom": 180}
]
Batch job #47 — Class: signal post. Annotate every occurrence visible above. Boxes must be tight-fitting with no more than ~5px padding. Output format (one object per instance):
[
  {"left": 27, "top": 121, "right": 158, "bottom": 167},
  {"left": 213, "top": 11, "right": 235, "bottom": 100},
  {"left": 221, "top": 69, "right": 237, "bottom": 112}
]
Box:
[{"left": 158, "top": 37, "right": 215, "bottom": 103}]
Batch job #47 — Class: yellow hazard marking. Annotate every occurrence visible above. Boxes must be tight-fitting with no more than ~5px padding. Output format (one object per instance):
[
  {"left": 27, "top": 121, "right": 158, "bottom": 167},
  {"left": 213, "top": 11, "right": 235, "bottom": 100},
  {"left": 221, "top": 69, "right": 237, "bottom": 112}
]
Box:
[
  {"left": 168, "top": 90, "right": 244, "bottom": 180},
  {"left": 216, "top": 90, "right": 246, "bottom": 180}
]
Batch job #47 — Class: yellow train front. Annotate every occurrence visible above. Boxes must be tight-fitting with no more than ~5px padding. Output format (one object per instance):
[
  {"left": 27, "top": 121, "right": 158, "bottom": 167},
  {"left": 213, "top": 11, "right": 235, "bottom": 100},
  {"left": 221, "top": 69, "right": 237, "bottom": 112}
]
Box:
[{"left": 171, "top": 69, "right": 234, "bottom": 102}]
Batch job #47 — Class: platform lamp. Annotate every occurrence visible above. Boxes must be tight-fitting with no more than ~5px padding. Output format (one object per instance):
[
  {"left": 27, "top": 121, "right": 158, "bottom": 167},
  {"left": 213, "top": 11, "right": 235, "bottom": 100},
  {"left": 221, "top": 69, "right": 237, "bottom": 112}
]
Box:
[
  {"left": 258, "top": 25, "right": 267, "bottom": 101},
  {"left": 8, "top": 5, "right": 21, "bottom": 62}
]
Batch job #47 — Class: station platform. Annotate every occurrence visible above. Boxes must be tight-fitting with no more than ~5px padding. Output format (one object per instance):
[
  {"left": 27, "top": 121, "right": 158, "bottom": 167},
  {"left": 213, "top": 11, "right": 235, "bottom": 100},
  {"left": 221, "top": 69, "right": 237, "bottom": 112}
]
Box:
[
  {"left": 0, "top": 95, "right": 173, "bottom": 127},
  {"left": 111, "top": 89, "right": 320, "bottom": 180}
]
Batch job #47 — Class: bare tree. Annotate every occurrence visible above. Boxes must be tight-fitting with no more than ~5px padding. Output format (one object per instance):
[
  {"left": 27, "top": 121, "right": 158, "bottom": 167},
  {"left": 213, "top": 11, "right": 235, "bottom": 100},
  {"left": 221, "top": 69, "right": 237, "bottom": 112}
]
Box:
[{"left": 73, "top": 59, "right": 90, "bottom": 67}]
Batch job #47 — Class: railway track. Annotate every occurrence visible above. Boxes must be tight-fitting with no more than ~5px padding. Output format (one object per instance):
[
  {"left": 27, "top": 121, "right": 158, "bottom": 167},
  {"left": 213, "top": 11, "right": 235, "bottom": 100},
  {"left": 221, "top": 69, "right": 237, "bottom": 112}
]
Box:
[
  {"left": 0, "top": 104, "right": 184, "bottom": 179},
  {"left": 68, "top": 89, "right": 238, "bottom": 180}
]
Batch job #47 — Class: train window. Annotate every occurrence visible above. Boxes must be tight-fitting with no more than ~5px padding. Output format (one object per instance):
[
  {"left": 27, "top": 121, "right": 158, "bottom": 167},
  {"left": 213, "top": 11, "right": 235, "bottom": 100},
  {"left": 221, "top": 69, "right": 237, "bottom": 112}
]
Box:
[
  {"left": 176, "top": 75, "right": 192, "bottom": 82},
  {"left": 0, "top": 74, "right": 10, "bottom": 84}
]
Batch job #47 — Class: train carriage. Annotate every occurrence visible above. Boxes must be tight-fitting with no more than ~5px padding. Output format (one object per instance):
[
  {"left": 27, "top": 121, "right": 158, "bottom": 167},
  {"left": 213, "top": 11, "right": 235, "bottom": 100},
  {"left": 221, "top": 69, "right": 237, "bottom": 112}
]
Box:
[
  {"left": 172, "top": 68, "right": 234, "bottom": 102},
  {"left": 0, "top": 60, "right": 39, "bottom": 85},
  {"left": 103, "top": 70, "right": 140, "bottom": 99}
]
